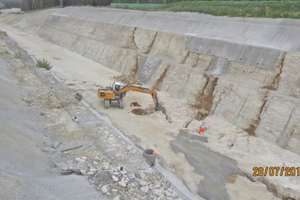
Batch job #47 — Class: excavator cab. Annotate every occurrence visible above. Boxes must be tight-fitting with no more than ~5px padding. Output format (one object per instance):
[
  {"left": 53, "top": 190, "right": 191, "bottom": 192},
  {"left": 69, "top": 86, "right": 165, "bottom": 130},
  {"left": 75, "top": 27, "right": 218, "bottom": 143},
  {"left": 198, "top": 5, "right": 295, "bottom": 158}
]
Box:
[
  {"left": 115, "top": 84, "right": 120, "bottom": 91},
  {"left": 112, "top": 82, "right": 126, "bottom": 92},
  {"left": 112, "top": 82, "right": 127, "bottom": 99}
]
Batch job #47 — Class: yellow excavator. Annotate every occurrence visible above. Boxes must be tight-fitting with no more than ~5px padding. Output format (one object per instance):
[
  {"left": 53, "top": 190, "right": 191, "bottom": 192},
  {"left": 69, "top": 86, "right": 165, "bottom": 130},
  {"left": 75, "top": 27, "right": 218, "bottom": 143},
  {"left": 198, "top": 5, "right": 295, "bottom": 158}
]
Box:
[{"left": 98, "top": 82, "right": 160, "bottom": 110}]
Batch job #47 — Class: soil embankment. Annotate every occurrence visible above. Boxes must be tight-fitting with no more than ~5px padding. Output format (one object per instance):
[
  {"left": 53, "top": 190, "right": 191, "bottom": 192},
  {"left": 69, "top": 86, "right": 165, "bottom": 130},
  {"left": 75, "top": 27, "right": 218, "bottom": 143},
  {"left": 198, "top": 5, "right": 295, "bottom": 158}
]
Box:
[{"left": 3, "top": 7, "right": 299, "bottom": 153}]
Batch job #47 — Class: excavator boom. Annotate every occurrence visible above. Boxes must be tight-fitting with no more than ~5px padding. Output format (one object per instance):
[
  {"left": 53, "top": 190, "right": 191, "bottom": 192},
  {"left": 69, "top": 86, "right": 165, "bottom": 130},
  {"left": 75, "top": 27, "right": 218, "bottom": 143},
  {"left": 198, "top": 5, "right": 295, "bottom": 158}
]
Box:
[{"left": 116, "top": 85, "right": 161, "bottom": 110}]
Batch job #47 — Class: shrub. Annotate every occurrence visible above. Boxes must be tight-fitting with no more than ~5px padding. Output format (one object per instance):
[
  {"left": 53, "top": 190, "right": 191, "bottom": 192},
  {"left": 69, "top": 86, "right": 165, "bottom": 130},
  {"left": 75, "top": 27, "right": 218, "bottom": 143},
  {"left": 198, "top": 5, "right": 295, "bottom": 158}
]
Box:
[
  {"left": 288, "top": 11, "right": 300, "bottom": 19},
  {"left": 37, "top": 58, "right": 52, "bottom": 70},
  {"left": 265, "top": 6, "right": 271, "bottom": 17},
  {"left": 229, "top": 8, "right": 239, "bottom": 17}
]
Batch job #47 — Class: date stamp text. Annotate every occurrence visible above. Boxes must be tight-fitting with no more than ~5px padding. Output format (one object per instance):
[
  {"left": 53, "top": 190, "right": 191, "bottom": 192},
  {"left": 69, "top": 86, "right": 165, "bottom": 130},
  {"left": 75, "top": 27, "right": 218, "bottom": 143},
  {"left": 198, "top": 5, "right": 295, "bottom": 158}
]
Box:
[{"left": 253, "top": 167, "right": 299, "bottom": 176}]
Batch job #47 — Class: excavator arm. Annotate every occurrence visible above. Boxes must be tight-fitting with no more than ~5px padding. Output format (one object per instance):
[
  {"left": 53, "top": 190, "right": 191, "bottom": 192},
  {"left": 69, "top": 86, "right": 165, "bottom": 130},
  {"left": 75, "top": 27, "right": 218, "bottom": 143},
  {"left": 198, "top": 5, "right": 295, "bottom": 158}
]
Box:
[{"left": 116, "top": 85, "right": 161, "bottom": 110}]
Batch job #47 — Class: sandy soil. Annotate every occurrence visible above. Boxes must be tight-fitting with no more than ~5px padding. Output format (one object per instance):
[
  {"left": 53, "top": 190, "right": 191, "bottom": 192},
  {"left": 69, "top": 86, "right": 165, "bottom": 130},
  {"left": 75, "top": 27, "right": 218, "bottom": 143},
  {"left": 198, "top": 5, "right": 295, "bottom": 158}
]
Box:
[
  {"left": 0, "top": 31, "right": 184, "bottom": 200},
  {"left": 1, "top": 20, "right": 299, "bottom": 200}
]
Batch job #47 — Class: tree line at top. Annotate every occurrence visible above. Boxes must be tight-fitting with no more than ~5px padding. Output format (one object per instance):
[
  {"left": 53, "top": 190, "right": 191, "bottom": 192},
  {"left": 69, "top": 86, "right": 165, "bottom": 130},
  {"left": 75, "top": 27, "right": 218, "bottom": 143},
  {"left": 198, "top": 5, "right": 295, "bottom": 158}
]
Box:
[
  {"left": 0, "top": 0, "right": 21, "bottom": 9},
  {"left": 0, "top": 0, "right": 113, "bottom": 11}
]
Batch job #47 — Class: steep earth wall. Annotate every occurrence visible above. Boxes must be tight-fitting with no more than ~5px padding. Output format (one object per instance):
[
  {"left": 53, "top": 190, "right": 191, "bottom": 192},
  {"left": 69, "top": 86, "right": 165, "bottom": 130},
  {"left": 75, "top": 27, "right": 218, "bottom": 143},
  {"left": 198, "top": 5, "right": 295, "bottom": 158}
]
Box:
[{"left": 2, "top": 7, "right": 300, "bottom": 155}]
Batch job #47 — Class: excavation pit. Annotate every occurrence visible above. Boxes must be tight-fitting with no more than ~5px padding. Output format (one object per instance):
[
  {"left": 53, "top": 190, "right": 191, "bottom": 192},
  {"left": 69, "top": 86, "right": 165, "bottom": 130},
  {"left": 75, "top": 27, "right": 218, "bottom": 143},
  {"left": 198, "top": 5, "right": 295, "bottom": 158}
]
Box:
[{"left": 131, "top": 108, "right": 154, "bottom": 116}]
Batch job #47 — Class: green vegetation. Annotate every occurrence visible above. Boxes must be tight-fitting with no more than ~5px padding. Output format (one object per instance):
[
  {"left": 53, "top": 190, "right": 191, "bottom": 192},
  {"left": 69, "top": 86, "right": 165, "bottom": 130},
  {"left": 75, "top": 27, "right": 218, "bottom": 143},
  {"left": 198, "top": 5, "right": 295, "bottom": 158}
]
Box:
[
  {"left": 37, "top": 58, "right": 52, "bottom": 70},
  {"left": 152, "top": 1, "right": 300, "bottom": 19},
  {"left": 15, "top": 0, "right": 300, "bottom": 18},
  {"left": 47, "top": 93, "right": 52, "bottom": 105},
  {"left": 113, "top": 0, "right": 163, "bottom": 3},
  {"left": 111, "top": 3, "right": 162, "bottom": 8},
  {"left": 18, "top": 0, "right": 300, "bottom": 19},
  {"left": 5, "top": 50, "right": 9, "bottom": 54}
]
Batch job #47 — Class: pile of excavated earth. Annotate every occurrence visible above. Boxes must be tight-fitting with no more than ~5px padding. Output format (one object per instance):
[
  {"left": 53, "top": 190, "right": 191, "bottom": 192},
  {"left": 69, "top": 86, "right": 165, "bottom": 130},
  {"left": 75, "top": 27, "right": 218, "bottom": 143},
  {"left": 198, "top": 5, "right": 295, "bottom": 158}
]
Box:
[{"left": 0, "top": 6, "right": 300, "bottom": 200}]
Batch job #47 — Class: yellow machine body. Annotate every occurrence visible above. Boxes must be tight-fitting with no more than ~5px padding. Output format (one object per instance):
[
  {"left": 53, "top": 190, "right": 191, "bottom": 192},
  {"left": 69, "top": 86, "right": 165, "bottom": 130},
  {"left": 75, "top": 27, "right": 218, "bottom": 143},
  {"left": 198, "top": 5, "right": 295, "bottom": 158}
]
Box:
[{"left": 98, "top": 90, "right": 115, "bottom": 100}]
